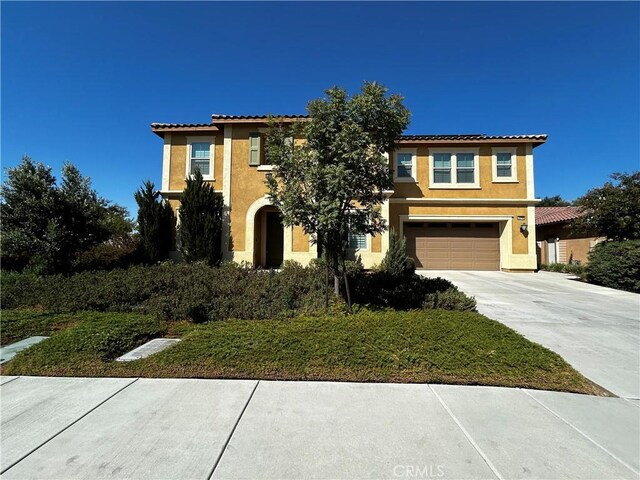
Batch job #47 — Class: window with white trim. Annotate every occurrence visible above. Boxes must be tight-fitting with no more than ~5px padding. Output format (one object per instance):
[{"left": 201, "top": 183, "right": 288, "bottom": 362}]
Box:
[
  {"left": 186, "top": 137, "right": 215, "bottom": 180},
  {"left": 190, "top": 143, "right": 211, "bottom": 176},
  {"left": 429, "top": 149, "right": 480, "bottom": 188},
  {"left": 394, "top": 148, "right": 417, "bottom": 182},
  {"left": 492, "top": 148, "right": 518, "bottom": 182}
]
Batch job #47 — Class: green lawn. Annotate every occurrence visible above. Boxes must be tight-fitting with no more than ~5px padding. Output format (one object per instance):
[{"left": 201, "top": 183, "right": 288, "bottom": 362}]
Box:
[{"left": 0, "top": 309, "right": 606, "bottom": 395}]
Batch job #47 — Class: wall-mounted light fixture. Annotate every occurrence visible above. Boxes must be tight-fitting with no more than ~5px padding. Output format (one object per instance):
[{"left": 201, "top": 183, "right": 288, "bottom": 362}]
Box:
[{"left": 520, "top": 223, "right": 528, "bottom": 234}]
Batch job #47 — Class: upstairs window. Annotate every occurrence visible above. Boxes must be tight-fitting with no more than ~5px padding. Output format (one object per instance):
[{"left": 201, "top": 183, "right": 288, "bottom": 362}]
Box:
[
  {"left": 186, "top": 137, "right": 215, "bottom": 180},
  {"left": 394, "top": 148, "right": 417, "bottom": 182},
  {"left": 190, "top": 143, "right": 211, "bottom": 176},
  {"left": 456, "top": 153, "right": 475, "bottom": 184},
  {"left": 429, "top": 149, "right": 480, "bottom": 188},
  {"left": 492, "top": 148, "right": 518, "bottom": 182},
  {"left": 433, "top": 153, "right": 452, "bottom": 183}
]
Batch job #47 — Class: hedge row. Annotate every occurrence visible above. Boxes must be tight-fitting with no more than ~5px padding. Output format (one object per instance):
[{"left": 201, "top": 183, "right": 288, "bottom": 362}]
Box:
[
  {"left": 587, "top": 240, "right": 640, "bottom": 293},
  {"left": 1, "top": 261, "right": 475, "bottom": 322}
]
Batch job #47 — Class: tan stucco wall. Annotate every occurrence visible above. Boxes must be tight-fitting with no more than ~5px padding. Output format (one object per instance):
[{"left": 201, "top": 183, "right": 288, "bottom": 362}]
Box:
[
  {"left": 229, "top": 126, "right": 272, "bottom": 252},
  {"left": 392, "top": 144, "right": 527, "bottom": 199},
  {"left": 168, "top": 134, "right": 224, "bottom": 192},
  {"left": 292, "top": 226, "right": 310, "bottom": 252}
]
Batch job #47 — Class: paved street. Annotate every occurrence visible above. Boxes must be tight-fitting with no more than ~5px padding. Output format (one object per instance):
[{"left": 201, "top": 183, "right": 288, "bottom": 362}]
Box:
[
  {"left": 422, "top": 270, "right": 640, "bottom": 399},
  {"left": 1, "top": 376, "right": 638, "bottom": 479}
]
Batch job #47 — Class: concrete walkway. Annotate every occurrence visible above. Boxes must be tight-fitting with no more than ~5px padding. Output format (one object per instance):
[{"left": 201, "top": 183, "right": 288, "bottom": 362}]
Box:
[
  {"left": 422, "top": 271, "right": 640, "bottom": 399},
  {"left": 1, "top": 376, "right": 638, "bottom": 479}
]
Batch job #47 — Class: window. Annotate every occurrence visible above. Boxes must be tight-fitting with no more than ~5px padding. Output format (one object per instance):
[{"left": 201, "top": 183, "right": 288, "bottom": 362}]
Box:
[
  {"left": 186, "top": 137, "right": 215, "bottom": 180},
  {"left": 190, "top": 143, "right": 210, "bottom": 176},
  {"left": 249, "top": 133, "right": 261, "bottom": 166},
  {"left": 433, "top": 153, "right": 451, "bottom": 183},
  {"left": 429, "top": 149, "right": 479, "bottom": 188},
  {"left": 456, "top": 153, "right": 475, "bottom": 183},
  {"left": 397, "top": 153, "right": 413, "bottom": 178},
  {"left": 394, "top": 148, "right": 417, "bottom": 182},
  {"left": 492, "top": 148, "right": 518, "bottom": 182},
  {"left": 348, "top": 232, "right": 367, "bottom": 250}
]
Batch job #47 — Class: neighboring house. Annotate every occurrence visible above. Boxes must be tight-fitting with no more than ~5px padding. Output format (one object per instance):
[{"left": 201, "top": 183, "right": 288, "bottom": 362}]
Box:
[
  {"left": 151, "top": 115, "right": 547, "bottom": 272},
  {"left": 535, "top": 206, "right": 602, "bottom": 266}
]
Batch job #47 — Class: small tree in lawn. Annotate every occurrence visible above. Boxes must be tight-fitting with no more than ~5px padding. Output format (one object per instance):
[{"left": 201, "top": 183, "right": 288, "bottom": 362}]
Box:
[
  {"left": 178, "top": 170, "right": 223, "bottom": 264},
  {"left": 134, "top": 180, "right": 175, "bottom": 263},
  {"left": 265, "top": 82, "right": 410, "bottom": 305},
  {"left": 573, "top": 171, "right": 640, "bottom": 241}
]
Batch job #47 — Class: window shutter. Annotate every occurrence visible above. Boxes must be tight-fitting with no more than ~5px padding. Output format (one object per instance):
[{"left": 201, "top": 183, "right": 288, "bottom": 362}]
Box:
[{"left": 249, "top": 133, "right": 261, "bottom": 166}]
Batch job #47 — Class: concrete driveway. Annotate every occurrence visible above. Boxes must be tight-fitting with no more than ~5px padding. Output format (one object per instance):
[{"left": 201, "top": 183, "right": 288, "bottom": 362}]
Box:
[
  {"left": 422, "top": 270, "right": 640, "bottom": 399},
  {"left": 1, "top": 376, "right": 638, "bottom": 479}
]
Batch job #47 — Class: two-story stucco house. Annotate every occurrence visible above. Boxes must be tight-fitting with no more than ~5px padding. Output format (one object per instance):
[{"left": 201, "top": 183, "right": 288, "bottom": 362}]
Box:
[{"left": 151, "top": 114, "right": 546, "bottom": 272}]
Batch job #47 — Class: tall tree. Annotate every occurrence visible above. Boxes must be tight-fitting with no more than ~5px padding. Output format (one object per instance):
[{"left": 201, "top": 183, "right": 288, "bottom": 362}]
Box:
[
  {"left": 1, "top": 156, "right": 132, "bottom": 273},
  {"left": 265, "top": 82, "right": 410, "bottom": 301},
  {"left": 539, "top": 195, "right": 571, "bottom": 207},
  {"left": 135, "top": 181, "right": 174, "bottom": 263},
  {"left": 178, "top": 170, "right": 224, "bottom": 264},
  {"left": 574, "top": 171, "right": 640, "bottom": 241},
  {"left": 1, "top": 156, "right": 60, "bottom": 272}
]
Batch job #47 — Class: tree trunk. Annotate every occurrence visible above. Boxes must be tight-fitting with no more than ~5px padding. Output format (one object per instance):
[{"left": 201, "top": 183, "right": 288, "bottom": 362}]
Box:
[
  {"left": 324, "top": 255, "right": 329, "bottom": 309},
  {"left": 343, "top": 269, "right": 352, "bottom": 311}
]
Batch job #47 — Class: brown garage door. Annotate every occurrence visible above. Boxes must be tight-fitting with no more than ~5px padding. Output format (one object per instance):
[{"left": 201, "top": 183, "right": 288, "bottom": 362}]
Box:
[{"left": 405, "top": 222, "right": 500, "bottom": 270}]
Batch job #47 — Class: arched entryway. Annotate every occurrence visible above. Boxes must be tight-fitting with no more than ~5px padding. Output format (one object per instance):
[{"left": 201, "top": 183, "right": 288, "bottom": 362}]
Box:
[{"left": 254, "top": 205, "right": 284, "bottom": 268}]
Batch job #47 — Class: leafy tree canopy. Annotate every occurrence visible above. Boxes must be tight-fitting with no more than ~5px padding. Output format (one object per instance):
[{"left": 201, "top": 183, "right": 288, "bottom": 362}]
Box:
[
  {"left": 574, "top": 171, "right": 640, "bottom": 241},
  {"left": 1, "top": 156, "right": 132, "bottom": 273},
  {"left": 265, "top": 81, "right": 410, "bottom": 295},
  {"left": 539, "top": 195, "right": 572, "bottom": 207}
]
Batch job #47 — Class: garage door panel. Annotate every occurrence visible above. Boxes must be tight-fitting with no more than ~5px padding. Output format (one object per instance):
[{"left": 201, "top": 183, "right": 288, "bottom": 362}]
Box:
[{"left": 405, "top": 223, "right": 500, "bottom": 271}]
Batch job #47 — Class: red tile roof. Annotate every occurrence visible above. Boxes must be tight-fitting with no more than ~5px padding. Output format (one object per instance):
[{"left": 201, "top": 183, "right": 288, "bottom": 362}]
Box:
[
  {"left": 212, "top": 114, "right": 309, "bottom": 120},
  {"left": 535, "top": 206, "right": 585, "bottom": 226},
  {"left": 150, "top": 117, "right": 547, "bottom": 146},
  {"left": 399, "top": 134, "right": 547, "bottom": 141}
]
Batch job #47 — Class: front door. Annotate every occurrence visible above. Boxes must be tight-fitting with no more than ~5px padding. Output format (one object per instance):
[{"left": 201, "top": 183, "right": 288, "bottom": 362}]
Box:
[{"left": 265, "top": 212, "right": 284, "bottom": 268}]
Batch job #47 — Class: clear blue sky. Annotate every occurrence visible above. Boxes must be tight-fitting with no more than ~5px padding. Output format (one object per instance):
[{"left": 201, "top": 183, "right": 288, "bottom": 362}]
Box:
[{"left": 3, "top": 2, "right": 639, "bottom": 216}]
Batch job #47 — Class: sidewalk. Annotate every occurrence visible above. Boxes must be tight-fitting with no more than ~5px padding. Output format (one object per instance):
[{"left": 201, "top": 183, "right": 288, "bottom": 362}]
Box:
[{"left": 1, "top": 376, "right": 638, "bottom": 479}]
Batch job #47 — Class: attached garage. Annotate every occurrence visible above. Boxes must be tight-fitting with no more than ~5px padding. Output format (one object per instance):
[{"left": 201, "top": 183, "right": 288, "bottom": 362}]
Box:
[{"left": 404, "top": 222, "right": 501, "bottom": 270}]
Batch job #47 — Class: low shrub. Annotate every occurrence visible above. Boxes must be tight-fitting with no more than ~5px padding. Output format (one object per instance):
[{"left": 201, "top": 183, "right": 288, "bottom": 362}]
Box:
[
  {"left": 1, "top": 258, "right": 476, "bottom": 320},
  {"left": 586, "top": 240, "right": 640, "bottom": 293},
  {"left": 351, "top": 271, "right": 475, "bottom": 311},
  {"left": 1, "top": 261, "right": 333, "bottom": 322},
  {"left": 423, "top": 288, "right": 477, "bottom": 311},
  {"left": 539, "top": 262, "right": 586, "bottom": 278},
  {"left": 72, "top": 235, "right": 140, "bottom": 272}
]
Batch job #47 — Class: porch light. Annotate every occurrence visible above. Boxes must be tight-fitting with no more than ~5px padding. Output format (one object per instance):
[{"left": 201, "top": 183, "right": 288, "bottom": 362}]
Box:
[{"left": 520, "top": 223, "right": 528, "bottom": 233}]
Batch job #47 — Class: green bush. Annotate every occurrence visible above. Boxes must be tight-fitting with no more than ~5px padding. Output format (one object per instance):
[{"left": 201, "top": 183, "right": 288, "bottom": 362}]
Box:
[
  {"left": 586, "top": 240, "right": 640, "bottom": 293},
  {"left": 1, "top": 261, "right": 332, "bottom": 322},
  {"left": 1, "top": 259, "right": 476, "bottom": 320},
  {"left": 351, "top": 271, "right": 473, "bottom": 311},
  {"left": 423, "top": 288, "right": 477, "bottom": 311},
  {"left": 539, "top": 262, "right": 586, "bottom": 278}
]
